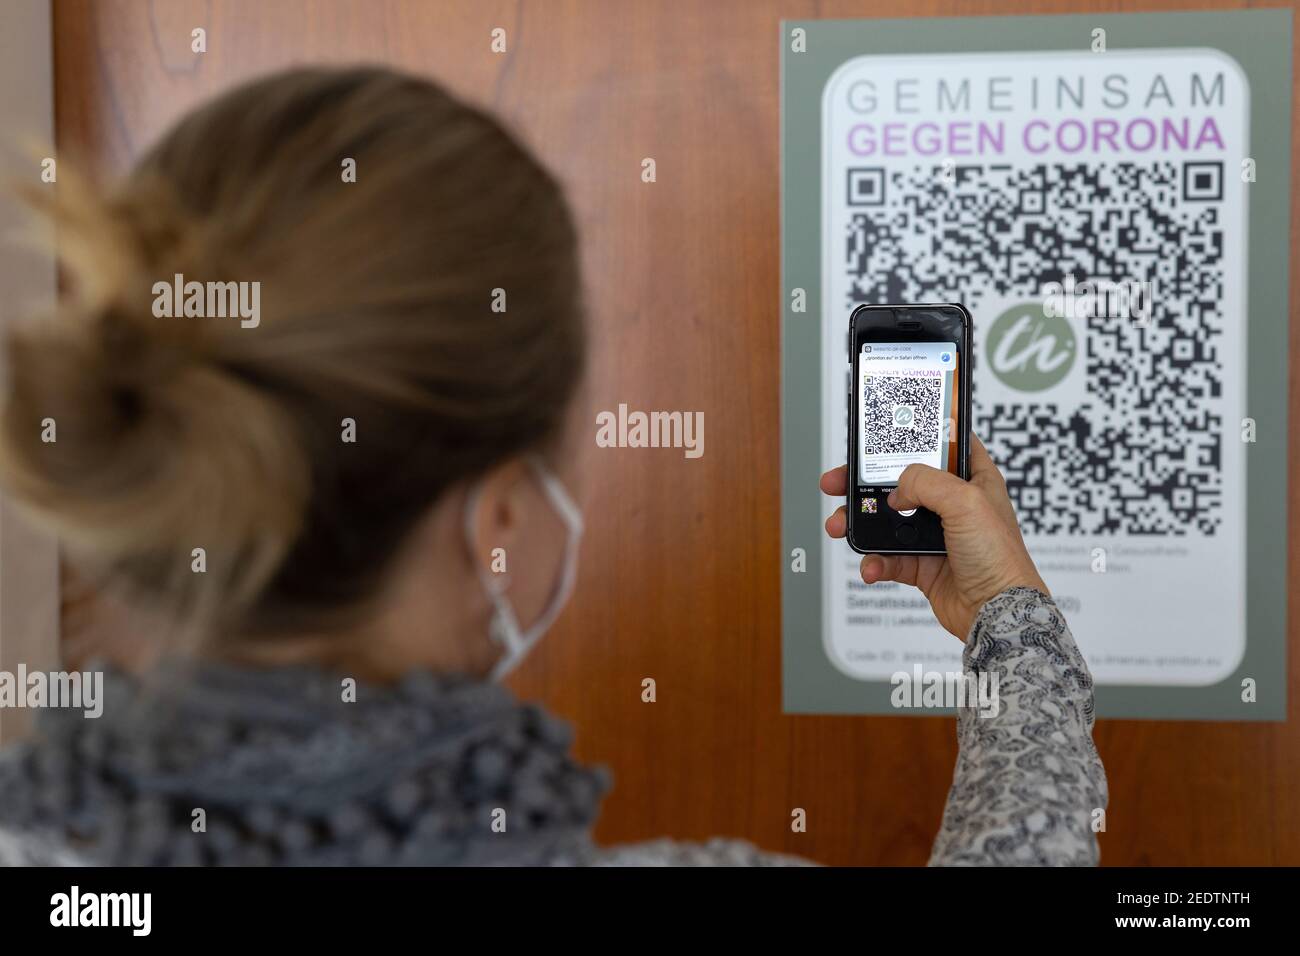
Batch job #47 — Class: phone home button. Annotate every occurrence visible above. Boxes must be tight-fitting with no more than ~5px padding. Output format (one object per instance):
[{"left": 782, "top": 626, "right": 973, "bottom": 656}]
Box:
[{"left": 895, "top": 523, "right": 918, "bottom": 547}]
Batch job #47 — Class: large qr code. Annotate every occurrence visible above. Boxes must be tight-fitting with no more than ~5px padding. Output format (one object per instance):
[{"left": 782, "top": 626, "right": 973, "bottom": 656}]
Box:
[
  {"left": 843, "top": 162, "right": 1225, "bottom": 536},
  {"left": 862, "top": 375, "right": 943, "bottom": 455}
]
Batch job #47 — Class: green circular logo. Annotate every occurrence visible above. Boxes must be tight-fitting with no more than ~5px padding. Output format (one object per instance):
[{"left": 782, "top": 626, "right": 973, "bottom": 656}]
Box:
[{"left": 985, "top": 303, "right": 1077, "bottom": 392}]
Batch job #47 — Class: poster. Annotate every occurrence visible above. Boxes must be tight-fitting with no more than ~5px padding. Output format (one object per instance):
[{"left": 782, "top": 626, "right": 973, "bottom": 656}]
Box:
[{"left": 781, "top": 11, "right": 1290, "bottom": 719}]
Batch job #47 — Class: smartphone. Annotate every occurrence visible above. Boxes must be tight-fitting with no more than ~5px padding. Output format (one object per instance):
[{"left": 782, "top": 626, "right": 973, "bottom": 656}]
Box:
[{"left": 846, "top": 303, "right": 971, "bottom": 555}]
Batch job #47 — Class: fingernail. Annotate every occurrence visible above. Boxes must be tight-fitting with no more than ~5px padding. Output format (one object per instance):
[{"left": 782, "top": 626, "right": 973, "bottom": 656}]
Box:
[{"left": 887, "top": 490, "right": 898, "bottom": 507}]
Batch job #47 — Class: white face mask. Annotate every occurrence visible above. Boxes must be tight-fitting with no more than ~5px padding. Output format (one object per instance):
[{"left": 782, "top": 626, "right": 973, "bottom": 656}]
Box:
[{"left": 463, "top": 457, "right": 583, "bottom": 681}]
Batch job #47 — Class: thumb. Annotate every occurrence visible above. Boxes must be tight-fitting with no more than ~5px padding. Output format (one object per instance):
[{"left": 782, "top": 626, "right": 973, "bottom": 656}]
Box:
[{"left": 889, "top": 462, "right": 973, "bottom": 520}]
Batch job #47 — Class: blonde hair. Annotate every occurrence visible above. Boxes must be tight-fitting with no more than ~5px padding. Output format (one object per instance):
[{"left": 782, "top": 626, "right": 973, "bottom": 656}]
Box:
[{"left": 0, "top": 67, "right": 585, "bottom": 646}]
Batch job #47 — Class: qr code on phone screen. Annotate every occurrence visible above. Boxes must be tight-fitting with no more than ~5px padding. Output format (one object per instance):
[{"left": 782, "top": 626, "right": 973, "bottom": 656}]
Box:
[
  {"left": 861, "top": 375, "right": 943, "bottom": 455},
  {"left": 842, "top": 161, "right": 1225, "bottom": 536}
]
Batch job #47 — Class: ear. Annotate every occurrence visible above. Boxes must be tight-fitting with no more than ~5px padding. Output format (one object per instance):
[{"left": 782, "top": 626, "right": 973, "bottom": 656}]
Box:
[{"left": 465, "top": 457, "right": 531, "bottom": 578}]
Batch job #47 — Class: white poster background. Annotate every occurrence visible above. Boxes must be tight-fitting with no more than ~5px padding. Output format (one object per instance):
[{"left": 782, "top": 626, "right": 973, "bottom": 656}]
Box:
[{"left": 820, "top": 50, "right": 1248, "bottom": 686}]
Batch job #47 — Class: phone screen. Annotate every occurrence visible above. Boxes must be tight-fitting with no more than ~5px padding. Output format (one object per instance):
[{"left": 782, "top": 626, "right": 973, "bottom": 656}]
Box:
[
  {"left": 847, "top": 303, "right": 969, "bottom": 555},
  {"left": 856, "top": 340, "right": 960, "bottom": 485}
]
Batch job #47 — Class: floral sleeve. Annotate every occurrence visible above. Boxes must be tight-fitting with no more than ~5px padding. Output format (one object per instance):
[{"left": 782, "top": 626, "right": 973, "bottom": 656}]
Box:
[{"left": 929, "top": 586, "right": 1108, "bottom": 866}]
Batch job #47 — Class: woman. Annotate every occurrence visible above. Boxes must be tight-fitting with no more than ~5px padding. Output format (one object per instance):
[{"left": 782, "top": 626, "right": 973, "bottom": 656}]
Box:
[{"left": 0, "top": 67, "right": 1105, "bottom": 866}]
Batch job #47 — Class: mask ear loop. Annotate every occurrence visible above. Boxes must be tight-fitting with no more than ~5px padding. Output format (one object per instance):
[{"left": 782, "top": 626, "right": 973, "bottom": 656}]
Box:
[
  {"left": 462, "top": 480, "right": 519, "bottom": 658},
  {"left": 463, "top": 459, "right": 585, "bottom": 679},
  {"left": 524, "top": 455, "right": 584, "bottom": 633},
  {"left": 528, "top": 456, "right": 584, "bottom": 536}
]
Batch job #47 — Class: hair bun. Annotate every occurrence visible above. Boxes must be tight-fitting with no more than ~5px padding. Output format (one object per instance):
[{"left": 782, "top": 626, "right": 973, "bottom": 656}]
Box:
[{"left": 0, "top": 203, "right": 309, "bottom": 634}]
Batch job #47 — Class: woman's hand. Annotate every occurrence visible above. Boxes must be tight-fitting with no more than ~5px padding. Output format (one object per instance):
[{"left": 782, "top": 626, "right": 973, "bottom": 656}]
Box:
[{"left": 821, "top": 434, "right": 1049, "bottom": 640}]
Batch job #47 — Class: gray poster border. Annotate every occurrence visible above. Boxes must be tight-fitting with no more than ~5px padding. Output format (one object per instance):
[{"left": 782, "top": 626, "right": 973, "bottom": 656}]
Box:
[{"left": 780, "top": 10, "right": 1292, "bottom": 720}]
